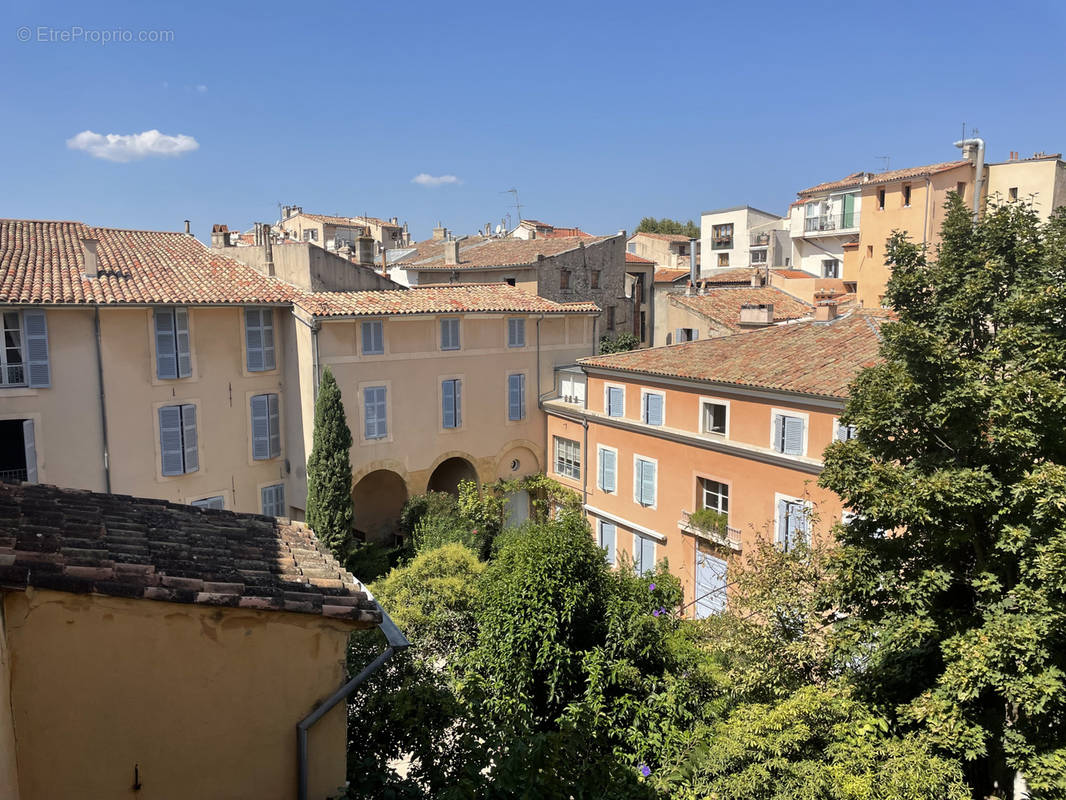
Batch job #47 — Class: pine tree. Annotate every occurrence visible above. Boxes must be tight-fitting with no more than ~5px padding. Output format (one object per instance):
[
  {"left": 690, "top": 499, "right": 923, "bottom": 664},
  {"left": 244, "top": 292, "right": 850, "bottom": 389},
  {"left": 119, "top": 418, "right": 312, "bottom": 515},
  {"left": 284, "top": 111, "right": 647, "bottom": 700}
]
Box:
[{"left": 306, "top": 367, "right": 354, "bottom": 558}]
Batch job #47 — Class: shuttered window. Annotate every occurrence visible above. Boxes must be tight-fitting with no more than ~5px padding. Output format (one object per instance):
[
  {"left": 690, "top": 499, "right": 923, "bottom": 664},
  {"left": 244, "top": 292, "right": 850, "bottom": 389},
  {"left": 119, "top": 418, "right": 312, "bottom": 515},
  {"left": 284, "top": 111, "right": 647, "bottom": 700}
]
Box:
[
  {"left": 597, "top": 447, "right": 616, "bottom": 493},
  {"left": 361, "top": 320, "right": 384, "bottom": 355},
  {"left": 21, "top": 310, "right": 50, "bottom": 387},
  {"left": 507, "top": 318, "right": 526, "bottom": 348},
  {"left": 364, "top": 386, "right": 388, "bottom": 439},
  {"left": 442, "top": 379, "right": 462, "bottom": 428},
  {"left": 777, "top": 499, "right": 810, "bottom": 551},
  {"left": 154, "top": 308, "right": 192, "bottom": 380},
  {"left": 634, "top": 458, "right": 656, "bottom": 507},
  {"left": 261, "top": 484, "right": 285, "bottom": 517},
  {"left": 633, "top": 534, "right": 656, "bottom": 576},
  {"left": 251, "top": 393, "right": 281, "bottom": 459},
  {"left": 835, "top": 420, "right": 858, "bottom": 441},
  {"left": 244, "top": 308, "right": 276, "bottom": 371},
  {"left": 772, "top": 413, "right": 805, "bottom": 456},
  {"left": 159, "top": 404, "right": 198, "bottom": 476},
  {"left": 597, "top": 521, "right": 616, "bottom": 566},
  {"left": 22, "top": 420, "right": 38, "bottom": 483},
  {"left": 606, "top": 386, "right": 624, "bottom": 417},
  {"left": 507, "top": 374, "right": 525, "bottom": 421},
  {"left": 191, "top": 496, "right": 225, "bottom": 510},
  {"left": 642, "top": 392, "right": 664, "bottom": 426},
  {"left": 0, "top": 311, "right": 36, "bottom": 387},
  {"left": 440, "top": 318, "right": 460, "bottom": 351}
]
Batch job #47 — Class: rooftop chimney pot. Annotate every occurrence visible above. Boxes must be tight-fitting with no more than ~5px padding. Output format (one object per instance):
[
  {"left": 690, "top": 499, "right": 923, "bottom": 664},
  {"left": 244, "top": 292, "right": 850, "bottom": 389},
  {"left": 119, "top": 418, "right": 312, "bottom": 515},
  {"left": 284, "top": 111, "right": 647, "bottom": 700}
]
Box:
[
  {"left": 814, "top": 301, "right": 839, "bottom": 322},
  {"left": 444, "top": 238, "right": 460, "bottom": 265},
  {"left": 81, "top": 237, "right": 99, "bottom": 278},
  {"left": 184, "top": 220, "right": 191, "bottom": 236}
]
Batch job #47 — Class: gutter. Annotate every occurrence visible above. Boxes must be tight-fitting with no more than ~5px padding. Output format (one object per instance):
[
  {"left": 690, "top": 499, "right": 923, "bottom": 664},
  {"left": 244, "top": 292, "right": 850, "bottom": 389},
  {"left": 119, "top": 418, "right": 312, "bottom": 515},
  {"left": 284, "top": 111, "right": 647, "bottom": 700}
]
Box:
[
  {"left": 296, "top": 609, "right": 410, "bottom": 800},
  {"left": 92, "top": 306, "right": 112, "bottom": 492}
]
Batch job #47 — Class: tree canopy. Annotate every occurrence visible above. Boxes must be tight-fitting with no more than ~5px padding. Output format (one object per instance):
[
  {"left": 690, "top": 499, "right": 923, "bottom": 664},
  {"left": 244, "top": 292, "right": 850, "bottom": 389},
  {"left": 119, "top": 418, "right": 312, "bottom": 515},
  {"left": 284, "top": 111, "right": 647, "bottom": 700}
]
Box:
[{"left": 635, "top": 216, "right": 700, "bottom": 239}]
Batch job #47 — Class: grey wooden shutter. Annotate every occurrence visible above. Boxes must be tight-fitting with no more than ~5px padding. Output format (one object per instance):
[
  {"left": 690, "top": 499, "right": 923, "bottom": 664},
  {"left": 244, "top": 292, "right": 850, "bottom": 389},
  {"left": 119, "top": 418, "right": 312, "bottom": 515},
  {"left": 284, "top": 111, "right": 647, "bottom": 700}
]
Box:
[
  {"left": 364, "top": 386, "right": 387, "bottom": 439},
  {"left": 642, "top": 460, "right": 656, "bottom": 506},
  {"left": 602, "top": 449, "right": 615, "bottom": 492},
  {"left": 267, "top": 393, "right": 280, "bottom": 458},
  {"left": 598, "top": 522, "right": 616, "bottom": 565},
  {"left": 175, "top": 308, "right": 192, "bottom": 378},
  {"left": 508, "top": 374, "right": 523, "bottom": 420},
  {"left": 261, "top": 309, "right": 275, "bottom": 370},
  {"left": 159, "top": 406, "right": 185, "bottom": 475},
  {"left": 154, "top": 309, "right": 177, "bottom": 380},
  {"left": 23, "top": 310, "right": 50, "bottom": 388},
  {"left": 773, "top": 414, "right": 785, "bottom": 452},
  {"left": 608, "top": 387, "right": 623, "bottom": 416},
  {"left": 597, "top": 450, "right": 605, "bottom": 490},
  {"left": 646, "top": 394, "right": 663, "bottom": 425},
  {"left": 777, "top": 499, "right": 789, "bottom": 548},
  {"left": 251, "top": 395, "right": 270, "bottom": 459},
  {"left": 362, "top": 321, "right": 383, "bottom": 355},
  {"left": 454, "top": 380, "right": 462, "bottom": 427},
  {"left": 675, "top": 328, "right": 683, "bottom": 344},
  {"left": 442, "top": 380, "right": 455, "bottom": 428},
  {"left": 692, "top": 329, "right": 699, "bottom": 340},
  {"left": 509, "top": 318, "right": 525, "bottom": 347},
  {"left": 794, "top": 503, "right": 809, "bottom": 546},
  {"left": 783, "top": 416, "right": 804, "bottom": 455},
  {"left": 22, "top": 420, "right": 37, "bottom": 483},
  {"left": 245, "top": 309, "right": 264, "bottom": 371},
  {"left": 181, "top": 404, "right": 198, "bottom": 472}
]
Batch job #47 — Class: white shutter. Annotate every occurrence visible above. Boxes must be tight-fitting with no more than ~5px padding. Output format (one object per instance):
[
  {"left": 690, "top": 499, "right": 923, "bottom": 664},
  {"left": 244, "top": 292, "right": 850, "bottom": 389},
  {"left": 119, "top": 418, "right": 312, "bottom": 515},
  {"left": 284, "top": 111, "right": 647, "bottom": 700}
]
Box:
[
  {"left": 159, "top": 406, "right": 185, "bottom": 475},
  {"left": 22, "top": 420, "right": 37, "bottom": 483},
  {"left": 245, "top": 309, "right": 264, "bottom": 371},
  {"left": 154, "top": 309, "right": 177, "bottom": 380},
  {"left": 251, "top": 395, "right": 270, "bottom": 459},
  {"left": 174, "top": 308, "right": 192, "bottom": 378},
  {"left": 181, "top": 404, "right": 199, "bottom": 472},
  {"left": 267, "top": 394, "right": 280, "bottom": 458},
  {"left": 23, "top": 310, "right": 50, "bottom": 388},
  {"left": 784, "top": 416, "right": 804, "bottom": 455}
]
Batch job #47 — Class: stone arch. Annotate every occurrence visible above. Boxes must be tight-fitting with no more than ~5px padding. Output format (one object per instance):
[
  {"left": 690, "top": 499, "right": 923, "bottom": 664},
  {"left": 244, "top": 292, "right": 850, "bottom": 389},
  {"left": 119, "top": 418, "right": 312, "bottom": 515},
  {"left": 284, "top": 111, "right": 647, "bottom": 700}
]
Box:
[
  {"left": 427, "top": 456, "right": 478, "bottom": 496},
  {"left": 352, "top": 469, "right": 408, "bottom": 544},
  {"left": 494, "top": 440, "right": 541, "bottom": 481}
]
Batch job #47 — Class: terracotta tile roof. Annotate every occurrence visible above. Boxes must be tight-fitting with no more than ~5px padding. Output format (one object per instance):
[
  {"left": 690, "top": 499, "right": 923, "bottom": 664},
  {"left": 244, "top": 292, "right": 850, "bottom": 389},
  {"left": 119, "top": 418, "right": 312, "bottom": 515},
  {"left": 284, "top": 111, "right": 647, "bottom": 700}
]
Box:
[
  {"left": 670, "top": 286, "right": 812, "bottom": 332},
  {"left": 630, "top": 231, "right": 693, "bottom": 243},
  {"left": 395, "top": 234, "right": 612, "bottom": 271},
  {"left": 541, "top": 227, "right": 593, "bottom": 238},
  {"left": 297, "top": 282, "right": 599, "bottom": 317},
  {"left": 580, "top": 310, "right": 889, "bottom": 398},
  {"left": 797, "top": 171, "right": 872, "bottom": 196},
  {"left": 773, "top": 269, "right": 818, "bottom": 279},
  {"left": 654, "top": 267, "right": 689, "bottom": 282},
  {"left": 0, "top": 483, "right": 382, "bottom": 625},
  {"left": 703, "top": 267, "right": 756, "bottom": 284},
  {"left": 797, "top": 160, "right": 972, "bottom": 196},
  {"left": 626, "top": 252, "right": 656, "bottom": 265},
  {"left": 0, "top": 219, "right": 298, "bottom": 306}
]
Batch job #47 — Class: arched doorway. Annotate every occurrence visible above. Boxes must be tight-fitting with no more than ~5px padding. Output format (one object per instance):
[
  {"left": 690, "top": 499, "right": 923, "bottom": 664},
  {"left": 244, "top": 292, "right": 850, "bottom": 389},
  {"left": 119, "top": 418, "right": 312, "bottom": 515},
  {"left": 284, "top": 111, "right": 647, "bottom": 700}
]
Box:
[
  {"left": 427, "top": 457, "right": 478, "bottom": 496},
  {"left": 352, "top": 469, "right": 408, "bottom": 544}
]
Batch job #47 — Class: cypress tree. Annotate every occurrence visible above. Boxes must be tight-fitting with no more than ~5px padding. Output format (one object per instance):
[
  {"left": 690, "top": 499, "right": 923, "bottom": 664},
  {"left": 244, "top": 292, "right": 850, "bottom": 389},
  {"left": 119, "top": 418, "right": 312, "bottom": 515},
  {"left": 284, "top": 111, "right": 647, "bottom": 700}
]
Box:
[{"left": 306, "top": 367, "right": 354, "bottom": 557}]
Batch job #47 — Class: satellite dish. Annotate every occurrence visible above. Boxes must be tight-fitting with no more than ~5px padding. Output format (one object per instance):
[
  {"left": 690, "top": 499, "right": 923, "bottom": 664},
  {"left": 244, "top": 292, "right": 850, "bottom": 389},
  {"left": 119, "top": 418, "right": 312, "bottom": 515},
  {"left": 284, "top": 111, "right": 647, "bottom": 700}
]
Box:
[{"left": 495, "top": 224, "right": 504, "bottom": 235}]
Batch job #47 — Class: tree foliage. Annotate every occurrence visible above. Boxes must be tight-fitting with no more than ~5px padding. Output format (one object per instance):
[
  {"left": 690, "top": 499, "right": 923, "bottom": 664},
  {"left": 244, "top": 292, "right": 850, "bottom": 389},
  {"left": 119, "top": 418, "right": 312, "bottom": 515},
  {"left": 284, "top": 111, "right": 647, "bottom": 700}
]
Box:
[
  {"left": 635, "top": 216, "right": 699, "bottom": 239},
  {"left": 306, "top": 367, "right": 354, "bottom": 557},
  {"left": 600, "top": 331, "right": 640, "bottom": 354},
  {"left": 820, "top": 197, "right": 1066, "bottom": 797}
]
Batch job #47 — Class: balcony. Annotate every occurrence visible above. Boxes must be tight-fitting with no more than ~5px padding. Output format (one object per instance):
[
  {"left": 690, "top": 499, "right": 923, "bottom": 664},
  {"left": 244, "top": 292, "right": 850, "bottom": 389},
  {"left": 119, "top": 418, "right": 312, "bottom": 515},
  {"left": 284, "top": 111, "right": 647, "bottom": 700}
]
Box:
[
  {"left": 679, "top": 509, "right": 742, "bottom": 550},
  {"left": 750, "top": 232, "right": 770, "bottom": 247},
  {"left": 804, "top": 213, "right": 858, "bottom": 234},
  {"left": 710, "top": 237, "right": 733, "bottom": 250},
  {"left": 0, "top": 469, "right": 27, "bottom": 484}
]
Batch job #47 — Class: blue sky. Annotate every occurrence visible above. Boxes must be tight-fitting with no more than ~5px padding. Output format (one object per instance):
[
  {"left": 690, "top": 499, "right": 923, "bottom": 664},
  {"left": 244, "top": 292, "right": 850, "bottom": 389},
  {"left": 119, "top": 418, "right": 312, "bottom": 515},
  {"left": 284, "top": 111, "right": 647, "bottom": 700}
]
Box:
[{"left": 3, "top": 0, "right": 1065, "bottom": 242}]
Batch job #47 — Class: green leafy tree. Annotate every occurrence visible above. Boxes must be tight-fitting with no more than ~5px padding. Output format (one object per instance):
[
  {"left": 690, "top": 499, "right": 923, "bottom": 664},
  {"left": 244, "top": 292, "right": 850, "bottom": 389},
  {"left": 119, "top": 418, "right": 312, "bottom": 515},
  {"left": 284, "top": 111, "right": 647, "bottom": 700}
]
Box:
[
  {"left": 600, "top": 331, "right": 640, "bottom": 354},
  {"left": 820, "top": 197, "right": 1066, "bottom": 797},
  {"left": 636, "top": 216, "right": 699, "bottom": 239},
  {"left": 306, "top": 367, "right": 354, "bottom": 557}
]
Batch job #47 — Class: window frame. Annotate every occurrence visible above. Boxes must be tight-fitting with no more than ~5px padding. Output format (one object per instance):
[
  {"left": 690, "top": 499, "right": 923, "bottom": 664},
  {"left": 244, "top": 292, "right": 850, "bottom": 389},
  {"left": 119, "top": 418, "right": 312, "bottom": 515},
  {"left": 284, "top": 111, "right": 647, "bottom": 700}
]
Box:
[
  {"left": 553, "top": 435, "right": 581, "bottom": 480},
  {"left": 633, "top": 454, "right": 658, "bottom": 509},
  {"left": 699, "top": 477, "right": 729, "bottom": 517},
  {"left": 440, "top": 317, "right": 461, "bottom": 351},
  {"left": 507, "top": 372, "right": 526, "bottom": 422},
  {"left": 640, "top": 389, "right": 665, "bottom": 426},
  {"left": 441, "top": 378, "right": 463, "bottom": 429},
  {"left": 361, "top": 319, "right": 385, "bottom": 356},
  {"left": 833, "top": 417, "right": 858, "bottom": 442},
  {"left": 0, "top": 311, "right": 26, "bottom": 387},
  {"left": 507, "top": 318, "right": 526, "bottom": 348},
  {"left": 604, "top": 383, "right": 626, "bottom": 418},
  {"left": 770, "top": 408, "right": 809, "bottom": 457},
  {"left": 699, "top": 397, "right": 729, "bottom": 437}
]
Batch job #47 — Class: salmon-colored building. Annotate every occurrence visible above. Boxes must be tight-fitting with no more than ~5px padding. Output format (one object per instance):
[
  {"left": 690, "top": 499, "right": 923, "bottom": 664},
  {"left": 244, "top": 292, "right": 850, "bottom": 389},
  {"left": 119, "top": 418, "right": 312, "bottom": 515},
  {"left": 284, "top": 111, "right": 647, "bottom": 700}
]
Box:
[{"left": 544, "top": 306, "right": 886, "bottom": 616}]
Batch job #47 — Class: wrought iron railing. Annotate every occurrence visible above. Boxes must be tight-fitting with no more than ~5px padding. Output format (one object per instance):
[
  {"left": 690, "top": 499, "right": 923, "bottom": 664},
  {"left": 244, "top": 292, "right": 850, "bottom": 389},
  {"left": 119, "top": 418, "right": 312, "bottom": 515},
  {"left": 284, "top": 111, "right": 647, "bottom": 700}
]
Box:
[{"left": 679, "top": 509, "right": 742, "bottom": 550}]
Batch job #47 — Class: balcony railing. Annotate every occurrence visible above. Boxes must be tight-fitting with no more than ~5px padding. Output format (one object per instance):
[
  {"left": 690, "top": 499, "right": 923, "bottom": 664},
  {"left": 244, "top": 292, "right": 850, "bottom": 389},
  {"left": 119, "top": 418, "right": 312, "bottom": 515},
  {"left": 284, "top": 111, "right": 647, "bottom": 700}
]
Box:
[
  {"left": 679, "top": 509, "right": 742, "bottom": 550},
  {"left": 0, "top": 469, "right": 28, "bottom": 484},
  {"left": 750, "top": 232, "right": 770, "bottom": 247},
  {"left": 804, "top": 213, "right": 858, "bottom": 234},
  {"left": 710, "top": 238, "right": 733, "bottom": 250}
]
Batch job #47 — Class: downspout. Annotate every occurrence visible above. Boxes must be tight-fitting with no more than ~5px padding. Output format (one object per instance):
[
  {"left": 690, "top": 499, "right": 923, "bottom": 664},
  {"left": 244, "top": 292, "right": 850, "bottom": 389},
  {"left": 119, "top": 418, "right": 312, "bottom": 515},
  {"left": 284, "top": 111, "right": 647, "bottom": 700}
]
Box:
[
  {"left": 953, "top": 137, "right": 986, "bottom": 220},
  {"left": 297, "top": 610, "right": 410, "bottom": 800},
  {"left": 93, "top": 306, "right": 112, "bottom": 493}
]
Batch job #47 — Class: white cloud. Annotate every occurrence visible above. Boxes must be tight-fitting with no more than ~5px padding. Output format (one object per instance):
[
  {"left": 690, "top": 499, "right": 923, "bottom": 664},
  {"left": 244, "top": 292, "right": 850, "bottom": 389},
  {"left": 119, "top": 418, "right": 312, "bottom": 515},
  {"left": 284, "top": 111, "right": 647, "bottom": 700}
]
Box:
[
  {"left": 411, "top": 173, "right": 460, "bottom": 187},
  {"left": 195, "top": 84, "right": 208, "bottom": 93},
  {"left": 66, "top": 129, "right": 200, "bottom": 163}
]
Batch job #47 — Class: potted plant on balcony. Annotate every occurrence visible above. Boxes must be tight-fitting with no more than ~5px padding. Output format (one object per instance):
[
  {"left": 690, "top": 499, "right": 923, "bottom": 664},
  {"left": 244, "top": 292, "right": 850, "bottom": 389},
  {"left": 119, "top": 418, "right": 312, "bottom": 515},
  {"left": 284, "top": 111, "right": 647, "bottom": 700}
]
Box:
[{"left": 688, "top": 507, "right": 729, "bottom": 541}]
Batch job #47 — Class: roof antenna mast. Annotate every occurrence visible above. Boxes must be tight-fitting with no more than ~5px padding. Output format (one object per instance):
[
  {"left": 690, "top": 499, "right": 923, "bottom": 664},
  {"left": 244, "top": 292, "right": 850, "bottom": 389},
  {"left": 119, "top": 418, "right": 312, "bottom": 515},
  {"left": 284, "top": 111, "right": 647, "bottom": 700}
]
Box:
[{"left": 501, "top": 188, "right": 523, "bottom": 222}]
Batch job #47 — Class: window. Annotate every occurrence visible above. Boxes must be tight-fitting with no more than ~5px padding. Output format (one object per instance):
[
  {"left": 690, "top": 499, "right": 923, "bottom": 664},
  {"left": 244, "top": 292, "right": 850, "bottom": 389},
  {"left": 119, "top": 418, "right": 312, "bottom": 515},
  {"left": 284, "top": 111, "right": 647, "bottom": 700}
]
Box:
[
  {"left": 0, "top": 419, "right": 38, "bottom": 483},
  {"left": 634, "top": 457, "right": 657, "bottom": 507},
  {"left": 597, "top": 446, "right": 617, "bottom": 493},
  {"left": 772, "top": 412, "right": 805, "bottom": 456},
  {"left": 777, "top": 498, "right": 809, "bottom": 551},
  {"left": 606, "top": 306, "right": 615, "bottom": 330},
  {"left": 627, "top": 242, "right": 636, "bottom": 254},
  {"left": 1, "top": 310, "right": 48, "bottom": 387},
  {"left": 560, "top": 269, "right": 571, "bottom": 290},
  {"left": 835, "top": 419, "right": 858, "bottom": 441},
  {"left": 508, "top": 318, "right": 526, "bottom": 348},
  {"left": 504, "top": 277, "right": 516, "bottom": 287},
  {"left": 261, "top": 483, "right": 286, "bottom": 517},
  {"left": 700, "top": 478, "right": 729, "bottom": 516},
  {"left": 751, "top": 249, "right": 767, "bottom": 264},
  {"left": 711, "top": 223, "right": 733, "bottom": 247},
  {"left": 877, "top": 188, "right": 886, "bottom": 210},
  {"left": 866, "top": 245, "right": 874, "bottom": 258},
  {"left": 1008, "top": 187, "right": 1019, "bottom": 201},
  {"left": 675, "top": 327, "right": 698, "bottom": 343},
  {"left": 606, "top": 385, "right": 625, "bottom": 417},
  {"left": 251, "top": 393, "right": 281, "bottom": 460},
  {"left": 154, "top": 308, "right": 191, "bottom": 380},
  {"left": 591, "top": 270, "right": 601, "bottom": 289},
  {"left": 597, "top": 520, "right": 616, "bottom": 565},
  {"left": 717, "top": 253, "right": 730, "bottom": 267},
  {"left": 440, "top": 318, "right": 460, "bottom": 351},
  {"left": 902, "top": 183, "right": 912, "bottom": 207},
  {"left": 553, "top": 436, "right": 581, "bottom": 480},
  {"left": 640, "top": 311, "right": 647, "bottom": 342},
  {"left": 191, "top": 496, "right": 225, "bottom": 510},
  {"left": 642, "top": 391, "right": 664, "bottom": 426},
  {"left": 507, "top": 374, "right": 525, "bottom": 421},
  {"left": 956, "top": 182, "right": 966, "bottom": 199},
  {"left": 633, "top": 533, "right": 656, "bottom": 576},
  {"left": 245, "top": 308, "right": 276, "bottom": 371},
  {"left": 364, "top": 386, "right": 388, "bottom": 439},
  {"left": 442, "top": 379, "right": 462, "bottom": 428},
  {"left": 702, "top": 401, "right": 727, "bottom": 435},
  {"left": 361, "top": 320, "right": 384, "bottom": 355},
  {"left": 159, "top": 404, "right": 198, "bottom": 476},
  {"left": 561, "top": 373, "right": 586, "bottom": 404},
  {"left": 822, "top": 259, "right": 840, "bottom": 279}
]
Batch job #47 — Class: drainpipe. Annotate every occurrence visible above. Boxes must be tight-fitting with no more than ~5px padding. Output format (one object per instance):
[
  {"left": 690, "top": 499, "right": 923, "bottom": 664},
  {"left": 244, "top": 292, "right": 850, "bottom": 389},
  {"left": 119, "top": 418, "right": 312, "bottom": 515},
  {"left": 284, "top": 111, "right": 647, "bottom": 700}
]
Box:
[
  {"left": 93, "top": 306, "right": 112, "bottom": 493},
  {"left": 297, "top": 610, "right": 410, "bottom": 800},
  {"left": 953, "top": 137, "right": 985, "bottom": 220}
]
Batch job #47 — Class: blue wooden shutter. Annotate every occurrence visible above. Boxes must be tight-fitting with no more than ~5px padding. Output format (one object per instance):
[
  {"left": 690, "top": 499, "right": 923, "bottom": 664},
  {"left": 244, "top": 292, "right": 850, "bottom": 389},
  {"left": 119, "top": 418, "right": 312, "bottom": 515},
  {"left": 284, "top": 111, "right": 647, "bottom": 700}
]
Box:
[
  {"left": 783, "top": 416, "right": 804, "bottom": 455},
  {"left": 441, "top": 319, "right": 460, "bottom": 350},
  {"left": 362, "top": 320, "right": 384, "bottom": 355},
  {"left": 454, "top": 380, "right": 462, "bottom": 427},
  {"left": 794, "top": 503, "right": 809, "bottom": 546},
  {"left": 245, "top": 308, "right": 264, "bottom": 371},
  {"left": 175, "top": 308, "right": 192, "bottom": 377},
  {"left": 267, "top": 393, "right": 280, "bottom": 458},
  {"left": 777, "top": 499, "right": 789, "bottom": 548},
  {"left": 261, "top": 309, "right": 275, "bottom": 369},
  {"left": 773, "top": 414, "right": 785, "bottom": 452},
  {"left": 674, "top": 328, "right": 683, "bottom": 344},
  {"left": 605, "top": 450, "right": 616, "bottom": 492},
  {"left": 508, "top": 374, "right": 524, "bottom": 421},
  {"left": 608, "top": 387, "right": 623, "bottom": 416},
  {"left": 692, "top": 329, "right": 699, "bottom": 340},
  {"left": 154, "top": 309, "right": 177, "bottom": 379},
  {"left": 251, "top": 395, "right": 270, "bottom": 459},
  {"left": 598, "top": 521, "right": 616, "bottom": 565},
  {"left": 365, "top": 386, "right": 387, "bottom": 439},
  {"left": 442, "top": 380, "right": 455, "bottom": 428},
  {"left": 508, "top": 318, "right": 525, "bottom": 347},
  {"left": 645, "top": 393, "right": 663, "bottom": 425},
  {"left": 641, "top": 460, "right": 656, "bottom": 506},
  {"left": 22, "top": 420, "right": 37, "bottom": 483},
  {"left": 23, "top": 310, "right": 50, "bottom": 388},
  {"left": 159, "top": 406, "right": 185, "bottom": 475},
  {"left": 181, "top": 404, "right": 198, "bottom": 472}
]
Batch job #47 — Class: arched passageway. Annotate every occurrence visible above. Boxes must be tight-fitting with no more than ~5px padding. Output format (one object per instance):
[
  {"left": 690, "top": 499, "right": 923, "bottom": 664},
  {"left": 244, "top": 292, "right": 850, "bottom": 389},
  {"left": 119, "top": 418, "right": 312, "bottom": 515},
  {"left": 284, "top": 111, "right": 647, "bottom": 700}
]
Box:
[
  {"left": 352, "top": 469, "right": 408, "bottom": 544},
  {"left": 426, "top": 457, "right": 478, "bottom": 496}
]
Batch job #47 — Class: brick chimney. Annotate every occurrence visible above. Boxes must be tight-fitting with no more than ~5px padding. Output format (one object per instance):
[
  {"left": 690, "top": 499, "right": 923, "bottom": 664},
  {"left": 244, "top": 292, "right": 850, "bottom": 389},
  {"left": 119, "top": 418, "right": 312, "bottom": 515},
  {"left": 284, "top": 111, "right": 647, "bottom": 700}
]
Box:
[
  {"left": 740, "top": 303, "right": 773, "bottom": 326},
  {"left": 81, "top": 237, "right": 99, "bottom": 278},
  {"left": 814, "top": 300, "right": 838, "bottom": 322},
  {"left": 444, "top": 238, "right": 460, "bottom": 266},
  {"left": 211, "top": 224, "right": 231, "bottom": 248}
]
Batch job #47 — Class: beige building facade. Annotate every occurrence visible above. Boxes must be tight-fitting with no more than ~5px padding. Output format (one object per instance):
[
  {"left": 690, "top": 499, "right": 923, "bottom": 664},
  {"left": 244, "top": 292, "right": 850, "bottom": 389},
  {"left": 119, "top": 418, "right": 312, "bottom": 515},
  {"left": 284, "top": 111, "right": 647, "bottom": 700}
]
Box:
[
  {"left": 699, "top": 206, "right": 782, "bottom": 275},
  {"left": 986, "top": 152, "right": 1066, "bottom": 220}
]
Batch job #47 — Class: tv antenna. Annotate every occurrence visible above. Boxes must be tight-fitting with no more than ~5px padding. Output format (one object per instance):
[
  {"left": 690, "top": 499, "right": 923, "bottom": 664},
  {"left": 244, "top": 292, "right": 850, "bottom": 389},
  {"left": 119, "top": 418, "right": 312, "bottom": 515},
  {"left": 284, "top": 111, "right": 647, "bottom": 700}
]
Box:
[
  {"left": 501, "top": 188, "right": 523, "bottom": 221},
  {"left": 876, "top": 156, "right": 891, "bottom": 172}
]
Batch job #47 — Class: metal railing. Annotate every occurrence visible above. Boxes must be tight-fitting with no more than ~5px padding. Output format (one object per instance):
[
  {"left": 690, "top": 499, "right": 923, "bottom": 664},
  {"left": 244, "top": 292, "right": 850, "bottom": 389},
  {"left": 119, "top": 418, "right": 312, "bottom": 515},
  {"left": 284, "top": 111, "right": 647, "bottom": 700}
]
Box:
[
  {"left": 679, "top": 509, "right": 742, "bottom": 550},
  {"left": 0, "top": 469, "right": 28, "bottom": 484},
  {"left": 804, "top": 213, "right": 858, "bottom": 233}
]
